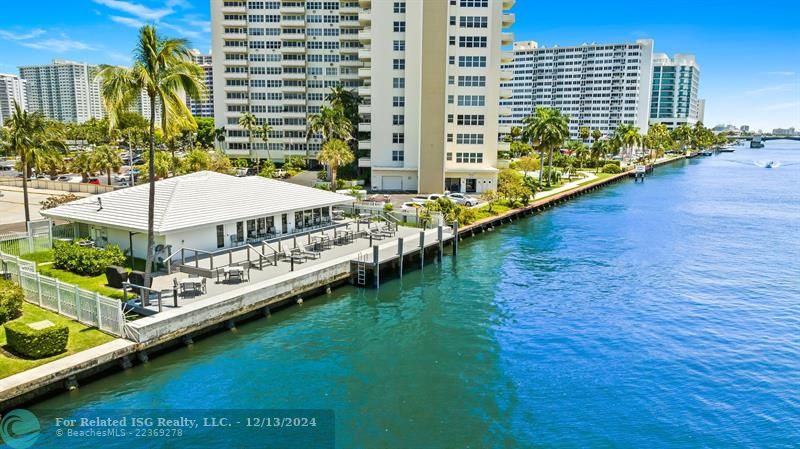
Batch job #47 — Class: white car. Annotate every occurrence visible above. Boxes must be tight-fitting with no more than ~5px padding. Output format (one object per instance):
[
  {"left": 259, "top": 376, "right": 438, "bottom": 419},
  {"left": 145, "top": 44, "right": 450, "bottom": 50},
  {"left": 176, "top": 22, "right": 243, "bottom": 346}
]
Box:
[{"left": 447, "top": 193, "right": 478, "bottom": 207}]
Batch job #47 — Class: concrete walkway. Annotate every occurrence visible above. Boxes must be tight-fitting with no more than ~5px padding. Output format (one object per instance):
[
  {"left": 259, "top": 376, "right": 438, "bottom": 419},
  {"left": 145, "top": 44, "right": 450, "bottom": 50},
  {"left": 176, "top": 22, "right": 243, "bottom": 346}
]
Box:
[{"left": 0, "top": 339, "right": 136, "bottom": 407}]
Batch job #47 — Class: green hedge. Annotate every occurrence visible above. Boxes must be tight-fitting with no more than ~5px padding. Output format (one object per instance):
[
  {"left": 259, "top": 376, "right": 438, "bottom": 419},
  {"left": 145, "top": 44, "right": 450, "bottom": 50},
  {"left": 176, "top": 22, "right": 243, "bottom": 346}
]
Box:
[
  {"left": 4, "top": 320, "right": 69, "bottom": 358},
  {"left": 0, "top": 279, "right": 23, "bottom": 325},
  {"left": 601, "top": 163, "right": 623, "bottom": 174},
  {"left": 53, "top": 241, "right": 126, "bottom": 276}
]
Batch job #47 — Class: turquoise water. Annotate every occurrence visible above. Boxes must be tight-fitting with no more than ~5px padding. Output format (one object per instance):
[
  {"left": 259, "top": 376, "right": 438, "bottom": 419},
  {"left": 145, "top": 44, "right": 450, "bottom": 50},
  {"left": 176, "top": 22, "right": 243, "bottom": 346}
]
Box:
[{"left": 26, "top": 142, "right": 800, "bottom": 448}]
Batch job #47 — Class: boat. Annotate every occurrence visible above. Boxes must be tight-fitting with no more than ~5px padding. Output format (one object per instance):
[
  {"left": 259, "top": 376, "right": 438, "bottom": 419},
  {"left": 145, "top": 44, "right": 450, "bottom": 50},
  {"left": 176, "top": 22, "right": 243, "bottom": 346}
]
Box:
[
  {"left": 700, "top": 150, "right": 714, "bottom": 156},
  {"left": 750, "top": 136, "right": 765, "bottom": 148}
]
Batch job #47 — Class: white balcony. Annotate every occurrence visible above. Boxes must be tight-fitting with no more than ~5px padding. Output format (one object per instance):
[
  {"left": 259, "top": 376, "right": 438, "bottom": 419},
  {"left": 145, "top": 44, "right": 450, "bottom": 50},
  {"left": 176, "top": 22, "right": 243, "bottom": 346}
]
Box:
[
  {"left": 359, "top": 0, "right": 371, "bottom": 7},
  {"left": 281, "top": 59, "right": 305, "bottom": 67},
  {"left": 221, "top": 4, "right": 246, "bottom": 13},
  {"left": 340, "top": 5, "right": 359, "bottom": 14},
  {"left": 282, "top": 85, "right": 305, "bottom": 93},
  {"left": 282, "top": 72, "right": 306, "bottom": 81},
  {"left": 281, "top": 6, "right": 305, "bottom": 14},
  {"left": 499, "top": 125, "right": 512, "bottom": 134},
  {"left": 358, "top": 29, "right": 371, "bottom": 43},
  {"left": 281, "top": 31, "right": 306, "bottom": 40},
  {"left": 222, "top": 32, "right": 247, "bottom": 40},
  {"left": 283, "top": 97, "right": 306, "bottom": 106},
  {"left": 501, "top": 51, "right": 514, "bottom": 63},
  {"left": 499, "top": 107, "right": 513, "bottom": 116},
  {"left": 498, "top": 141, "right": 511, "bottom": 152},
  {"left": 224, "top": 71, "right": 248, "bottom": 79},
  {"left": 500, "top": 70, "right": 513, "bottom": 80},
  {"left": 358, "top": 67, "right": 371, "bottom": 78},
  {"left": 282, "top": 46, "right": 306, "bottom": 54},
  {"left": 503, "top": 13, "right": 515, "bottom": 28},
  {"left": 359, "top": 11, "right": 371, "bottom": 24},
  {"left": 502, "top": 32, "right": 514, "bottom": 46},
  {"left": 358, "top": 140, "right": 371, "bottom": 150},
  {"left": 358, "top": 104, "right": 371, "bottom": 115},
  {"left": 359, "top": 47, "right": 371, "bottom": 60},
  {"left": 281, "top": 19, "right": 306, "bottom": 28},
  {"left": 358, "top": 86, "right": 370, "bottom": 97},
  {"left": 359, "top": 122, "right": 371, "bottom": 133},
  {"left": 340, "top": 59, "right": 363, "bottom": 68},
  {"left": 503, "top": 0, "right": 516, "bottom": 9},
  {"left": 499, "top": 88, "right": 513, "bottom": 99},
  {"left": 358, "top": 157, "right": 371, "bottom": 168},
  {"left": 283, "top": 111, "right": 306, "bottom": 119}
]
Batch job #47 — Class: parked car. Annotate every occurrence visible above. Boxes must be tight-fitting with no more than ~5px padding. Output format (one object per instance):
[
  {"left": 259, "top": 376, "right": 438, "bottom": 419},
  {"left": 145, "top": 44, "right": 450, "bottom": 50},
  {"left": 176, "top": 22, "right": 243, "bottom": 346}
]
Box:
[
  {"left": 401, "top": 202, "right": 423, "bottom": 211},
  {"left": 87, "top": 177, "right": 101, "bottom": 185},
  {"left": 273, "top": 169, "right": 286, "bottom": 178},
  {"left": 66, "top": 176, "right": 83, "bottom": 183},
  {"left": 447, "top": 193, "right": 479, "bottom": 207},
  {"left": 411, "top": 194, "right": 447, "bottom": 205}
]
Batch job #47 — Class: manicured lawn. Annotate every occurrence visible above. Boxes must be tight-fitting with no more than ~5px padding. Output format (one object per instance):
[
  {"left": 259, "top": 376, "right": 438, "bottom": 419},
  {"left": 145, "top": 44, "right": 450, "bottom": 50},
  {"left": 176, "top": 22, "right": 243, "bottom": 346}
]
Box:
[
  {"left": 20, "top": 250, "right": 146, "bottom": 300},
  {"left": 0, "top": 303, "right": 115, "bottom": 379},
  {"left": 38, "top": 265, "right": 129, "bottom": 300}
]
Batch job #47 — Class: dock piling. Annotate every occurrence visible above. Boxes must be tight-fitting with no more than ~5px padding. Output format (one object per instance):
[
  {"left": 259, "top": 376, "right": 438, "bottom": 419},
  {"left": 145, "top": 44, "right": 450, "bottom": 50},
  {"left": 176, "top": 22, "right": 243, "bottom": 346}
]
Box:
[
  {"left": 419, "top": 231, "right": 425, "bottom": 269},
  {"left": 373, "top": 245, "right": 380, "bottom": 288},
  {"left": 437, "top": 225, "right": 443, "bottom": 263},
  {"left": 398, "top": 238, "right": 404, "bottom": 278}
]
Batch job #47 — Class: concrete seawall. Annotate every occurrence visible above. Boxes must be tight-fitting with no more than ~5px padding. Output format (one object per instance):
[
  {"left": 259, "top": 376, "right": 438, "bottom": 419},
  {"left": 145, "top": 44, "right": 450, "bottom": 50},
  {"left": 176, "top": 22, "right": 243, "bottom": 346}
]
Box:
[{"left": 0, "top": 157, "right": 683, "bottom": 411}]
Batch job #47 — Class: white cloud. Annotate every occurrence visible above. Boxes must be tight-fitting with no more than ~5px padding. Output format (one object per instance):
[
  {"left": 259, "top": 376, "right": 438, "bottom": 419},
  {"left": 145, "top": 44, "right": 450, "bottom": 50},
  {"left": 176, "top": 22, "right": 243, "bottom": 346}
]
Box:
[
  {"left": 159, "top": 22, "right": 202, "bottom": 39},
  {"left": 106, "top": 51, "right": 132, "bottom": 63},
  {"left": 745, "top": 84, "right": 797, "bottom": 96},
  {"left": 0, "top": 28, "right": 46, "bottom": 41},
  {"left": 92, "top": 0, "right": 174, "bottom": 21},
  {"left": 767, "top": 71, "right": 796, "bottom": 76},
  {"left": 111, "top": 15, "right": 145, "bottom": 28},
  {"left": 759, "top": 102, "right": 800, "bottom": 112},
  {"left": 180, "top": 18, "right": 211, "bottom": 33},
  {"left": 21, "top": 38, "right": 95, "bottom": 52}
]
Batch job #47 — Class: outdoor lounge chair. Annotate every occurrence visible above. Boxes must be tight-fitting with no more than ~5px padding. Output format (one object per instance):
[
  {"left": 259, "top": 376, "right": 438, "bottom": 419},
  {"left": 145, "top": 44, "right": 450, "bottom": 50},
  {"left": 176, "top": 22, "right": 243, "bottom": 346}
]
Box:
[
  {"left": 105, "top": 265, "right": 128, "bottom": 289},
  {"left": 128, "top": 271, "right": 151, "bottom": 295},
  {"left": 282, "top": 248, "right": 306, "bottom": 264},
  {"left": 295, "top": 246, "right": 321, "bottom": 260}
]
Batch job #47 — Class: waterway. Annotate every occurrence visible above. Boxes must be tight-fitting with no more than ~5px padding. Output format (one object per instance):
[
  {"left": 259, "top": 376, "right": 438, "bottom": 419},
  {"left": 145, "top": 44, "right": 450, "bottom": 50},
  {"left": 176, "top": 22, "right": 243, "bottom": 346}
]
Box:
[{"left": 28, "top": 142, "right": 800, "bottom": 448}]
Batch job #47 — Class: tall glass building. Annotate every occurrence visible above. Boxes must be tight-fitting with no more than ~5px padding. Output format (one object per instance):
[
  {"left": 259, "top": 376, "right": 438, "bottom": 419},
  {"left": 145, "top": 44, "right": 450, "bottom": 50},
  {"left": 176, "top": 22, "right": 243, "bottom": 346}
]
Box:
[{"left": 649, "top": 53, "right": 702, "bottom": 129}]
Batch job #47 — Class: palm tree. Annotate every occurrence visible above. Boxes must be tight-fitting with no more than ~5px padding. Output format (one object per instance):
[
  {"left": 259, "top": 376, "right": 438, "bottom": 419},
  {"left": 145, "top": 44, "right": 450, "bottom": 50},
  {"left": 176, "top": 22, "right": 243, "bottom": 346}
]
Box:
[
  {"left": 317, "top": 138, "right": 354, "bottom": 190},
  {"left": 325, "top": 85, "right": 360, "bottom": 127},
  {"left": 259, "top": 122, "right": 273, "bottom": 162},
  {"left": 579, "top": 126, "right": 590, "bottom": 143},
  {"left": 509, "top": 126, "right": 522, "bottom": 142},
  {"left": 590, "top": 140, "right": 606, "bottom": 172},
  {"left": 238, "top": 112, "right": 257, "bottom": 163},
  {"left": 97, "top": 25, "right": 205, "bottom": 285},
  {"left": 621, "top": 126, "right": 642, "bottom": 161},
  {"left": 672, "top": 123, "right": 693, "bottom": 153},
  {"left": 214, "top": 126, "right": 226, "bottom": 151},
  {"left": 521, "top": 107, "right": 570, "bottom": 188},
  {"left": 92, "top": 145, "right": 123, "bottom": 185},
  {"left": 3, "top": 102, "right": 66, "bottom": 222},
  {"left": 307, "top": 105, "right": 353, "bottom": 143},
  {"left": 591, "top": 128, "right": 602, "bottom": 143},
  {"left": 71, "top": 152, "right": 98, "bottom": 182}
]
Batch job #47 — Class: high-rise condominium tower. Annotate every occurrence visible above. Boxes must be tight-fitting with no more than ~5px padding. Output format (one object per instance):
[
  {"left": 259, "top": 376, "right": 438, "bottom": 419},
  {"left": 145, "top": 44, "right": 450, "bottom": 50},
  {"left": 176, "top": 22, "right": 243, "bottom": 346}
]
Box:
[
  {"left": 0, "top": 73, "right": 27, "bottom": 126},
  {"left": 650, "top": 53, "right": 701, "bottom": 129},
  {"left": 211, "top": 0, "right": 363, "bottom": 163},
  {"left": 19, "top": 60, "right": 105, "bottom": 124},
  {"left": 211, "top": 0, "right": 515, "bottom": 193},
  {"left": 187, "top": 50, "right": 215, "bottom": 118},
  {"left": 361, "top": 0, "right": 515, "bottom": 193},
  {"left": 501, "top": 39, "right": 654, "bottom": 139}
]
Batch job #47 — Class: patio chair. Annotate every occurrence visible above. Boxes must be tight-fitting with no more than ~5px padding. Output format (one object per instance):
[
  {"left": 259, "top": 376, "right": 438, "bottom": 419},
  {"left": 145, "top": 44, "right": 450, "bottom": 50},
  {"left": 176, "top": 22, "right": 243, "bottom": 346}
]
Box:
[
  {"left": 283, "top": 248, "right": 306, "bottom": 264},
  {"left": 128, "top": 271, "right": 151, "bottom": 295},
  {"left": 296, "top": 246, "right": 321, "bottom": 260},
  {"left": 105, "top": 265, "right": 128, "bottom": 289},
  {"left": 201, "top": 278, "right": 207, "bottom": 294}
]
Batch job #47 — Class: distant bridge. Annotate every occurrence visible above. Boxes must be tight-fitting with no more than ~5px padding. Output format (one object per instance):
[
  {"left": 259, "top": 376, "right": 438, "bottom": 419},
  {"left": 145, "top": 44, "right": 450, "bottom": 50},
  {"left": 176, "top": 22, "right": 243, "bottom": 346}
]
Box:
[{"left": 732, "top": 136, "right": 800, "bottom": 142}]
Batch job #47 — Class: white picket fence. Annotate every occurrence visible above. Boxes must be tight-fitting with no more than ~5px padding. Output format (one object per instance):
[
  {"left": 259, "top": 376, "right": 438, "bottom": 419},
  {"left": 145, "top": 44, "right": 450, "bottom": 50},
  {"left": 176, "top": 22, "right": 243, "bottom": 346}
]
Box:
[{"left": 0, "top": 251, "right": 125, "bottom": 337}]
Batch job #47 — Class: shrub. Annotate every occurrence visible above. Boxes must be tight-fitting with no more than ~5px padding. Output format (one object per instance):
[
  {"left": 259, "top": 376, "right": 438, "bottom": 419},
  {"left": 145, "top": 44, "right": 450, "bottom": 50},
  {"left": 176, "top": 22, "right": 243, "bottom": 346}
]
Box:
[
  {"left": 40, "top": 193, "right": 80, "bottom": 210},
  {"left": 4, "top": 320, "right": 69, "bottom": 358},
  {"left": 601, "top": 163, "right": 622, "bottom": 174},
  {"left": 284, "top": 155, "right": 307, "bottom": 172},
  {"left": 383, "top": 203, "right": 394, "bottom": 212},
  {"left": 455, "top": 205, "right": 477, "bottom": 225},
  {"left": 53, "top": 241, "right": 126, "bottom": 276},
  {"left": 0, "top": 280, "right": 23, "bottom": 324},
  {"left": 258, "top": 160, "right": 275, "bottom": 178}
]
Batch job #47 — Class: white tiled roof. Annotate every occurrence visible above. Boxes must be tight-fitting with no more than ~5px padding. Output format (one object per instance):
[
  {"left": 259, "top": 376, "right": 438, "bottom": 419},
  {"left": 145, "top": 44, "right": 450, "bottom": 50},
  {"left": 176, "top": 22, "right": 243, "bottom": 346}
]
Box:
[{"left": 41, "top": 171, "right": 353, "bottom": 234}]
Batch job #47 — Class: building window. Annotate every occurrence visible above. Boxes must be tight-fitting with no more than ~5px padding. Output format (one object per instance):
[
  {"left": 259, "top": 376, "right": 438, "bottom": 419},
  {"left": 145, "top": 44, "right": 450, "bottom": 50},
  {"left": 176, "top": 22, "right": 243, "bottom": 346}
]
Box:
[
  {"left": 458, "top": 75, "right": 486, "bottom": 87},
  {"left": 393, "top": 2, "right": 406, "bottom": 13},
  {"left": 393, "top": 21, "right": 406, "bottom": 32},
  {"left": 457, "top": 114, "right": 485, "bottom": 126},
  {"left": 393, "top": 133, "right": 405, "bottom": 144},
  {"left": 459, "top": 36, "right": 487, "bottom": 48},
  {"left": 458, "top": 56, "right": 486, "bottom": 67},
  {"left": 393, "top": 96, "right": 405, "bottom": 107},
  {"left": 393, "top": 114, "right": 405, "bottom": 125},
  {"left": 447, "top": 114, "right": 454, "bottom": 123},
  {"left": 455, "top": 152, "right": 484, "bottom": 163},
  {"left": 456, "top": 133, "right": 484, "bottom": 145},
  {"left": 449, "top": 36, "right": 456, "bottom": 46},
  {"left": 448, "top": 75, "right": 455, "bottom": 85},
  {"left": 459, "top": 16, "right": 488, "bottom": 28},
  {"left": 449, "top": 56, "right": 455, "bottom": 65},
  {"left": 446, "top": 152, "right": 453, "bottom": 161},
  {"left": 393, "top": 40, "right": 405, "bottom": 51},
  {"left": 447, "top": 133, "right": 453, "bottom": 142},
  {"left": 392, "top": 150, "right": 405, "bottom": 161},
  {"left": 393, "top": 59, "right": 405, "bottom": 70},
  {"left": 460, "top": 0, "right": 488, "bottom": 6},
  {"left": 457, "top": 95, "right": 485, "bottom": 106},
  {"left": 449, "top": 16, "right": 456, "bottom": 26},
  {"left": 393, "top": 77, "right": 405, "bottom": 88}
]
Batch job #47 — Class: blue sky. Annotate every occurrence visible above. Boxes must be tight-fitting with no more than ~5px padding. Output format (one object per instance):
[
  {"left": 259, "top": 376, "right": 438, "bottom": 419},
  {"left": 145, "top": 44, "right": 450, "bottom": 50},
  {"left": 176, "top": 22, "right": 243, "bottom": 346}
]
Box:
[{"left": 1, "top": 0, "right": 798, "bottom": 131}]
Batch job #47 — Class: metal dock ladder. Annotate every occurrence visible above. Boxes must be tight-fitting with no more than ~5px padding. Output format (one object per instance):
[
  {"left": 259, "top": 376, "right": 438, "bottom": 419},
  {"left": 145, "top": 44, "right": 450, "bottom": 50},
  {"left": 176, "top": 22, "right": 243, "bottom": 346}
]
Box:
[{"left": 356, "top": 254, "right": 367, "bottom": 286}]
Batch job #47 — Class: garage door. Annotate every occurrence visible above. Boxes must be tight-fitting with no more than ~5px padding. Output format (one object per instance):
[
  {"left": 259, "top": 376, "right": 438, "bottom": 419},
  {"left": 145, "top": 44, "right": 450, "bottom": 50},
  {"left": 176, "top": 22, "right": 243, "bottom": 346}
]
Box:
[{"left": 381, "top": 176, "right": 402, "bottom": 191}]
